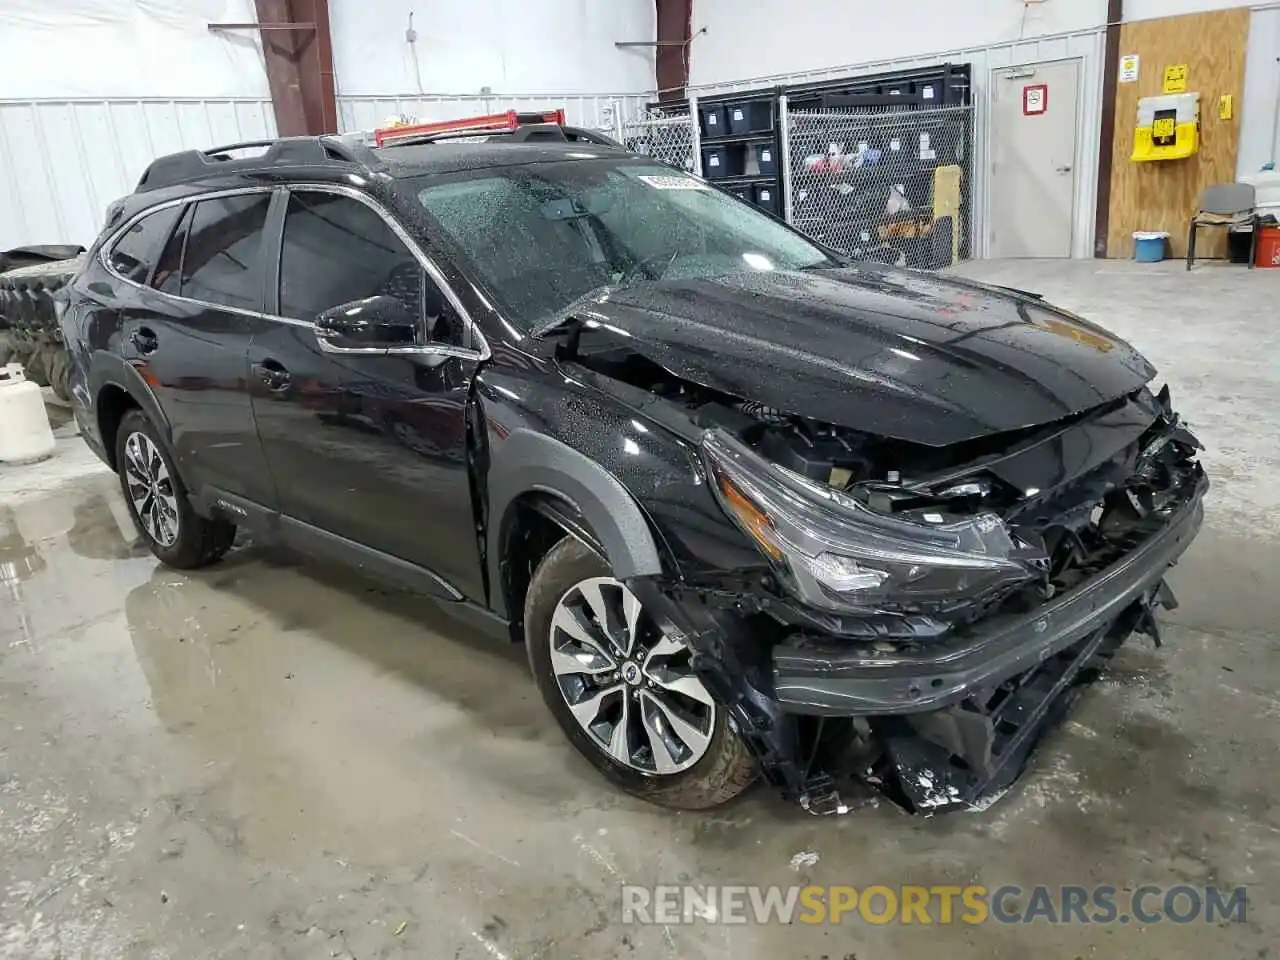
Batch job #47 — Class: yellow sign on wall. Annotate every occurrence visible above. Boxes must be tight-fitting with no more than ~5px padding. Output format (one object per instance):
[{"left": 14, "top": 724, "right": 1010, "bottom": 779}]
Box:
[
  {"left": 1219, "top": 94, "right": 1234, "bottom": 121},
  {"left": 1163, "top": 64, "right": 1188, "bottom": 94}
]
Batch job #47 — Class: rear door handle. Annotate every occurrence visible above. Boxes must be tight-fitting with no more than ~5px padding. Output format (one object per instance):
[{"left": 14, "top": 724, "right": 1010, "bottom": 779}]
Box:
[
  {"left": 252, "top": 361, "right": 291, "bottom": 393},
  {"left": 132, "top": 327, "right": 159, "bottom": 355}
]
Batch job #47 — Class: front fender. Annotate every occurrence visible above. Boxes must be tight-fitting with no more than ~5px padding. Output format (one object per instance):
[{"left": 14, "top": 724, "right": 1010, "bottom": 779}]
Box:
[{"left": 486, "top": 427, "right": 666, "bottom": 618}]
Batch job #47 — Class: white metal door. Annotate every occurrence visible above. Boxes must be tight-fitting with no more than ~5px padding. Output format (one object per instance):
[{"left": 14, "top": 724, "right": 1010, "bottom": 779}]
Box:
[{"left": 990, "top": 60, "right": 1080, "bottom": 258}]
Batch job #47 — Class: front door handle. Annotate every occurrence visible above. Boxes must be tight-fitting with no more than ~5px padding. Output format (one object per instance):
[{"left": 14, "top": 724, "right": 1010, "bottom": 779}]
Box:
[
  {"left": 132, "top": 327, "right": 159, "bottom": 355},
  {"left": 252, "top": 361, "right": 291, "bottom": 393},
  {"left": 1056, "top": 165, "right": 1074, "bottom": 174}
]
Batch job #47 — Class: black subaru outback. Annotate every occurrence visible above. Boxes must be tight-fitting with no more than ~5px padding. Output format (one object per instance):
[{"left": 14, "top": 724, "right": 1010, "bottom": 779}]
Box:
[{"left": 60, "top": 126, "right": 1206, "bottom": 814}]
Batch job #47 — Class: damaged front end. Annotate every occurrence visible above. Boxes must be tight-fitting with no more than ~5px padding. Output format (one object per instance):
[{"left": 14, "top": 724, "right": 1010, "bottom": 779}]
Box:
[{"left": 630, "top": 383, "right": 1207, "bottom": 815}]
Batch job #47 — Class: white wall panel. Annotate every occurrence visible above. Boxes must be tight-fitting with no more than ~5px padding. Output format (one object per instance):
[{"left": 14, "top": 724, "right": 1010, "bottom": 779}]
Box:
[
  {"left": 689, "top": 0, "right": 1108, "bottom": 89},
  {"left": 0, "top": 0, "right": 269, "bottom": 99},
  {"left": 0, "top": 99, "right": 275, "bottom": 249},
  {"left": 1125, "top": 0, "right": 1252, "bottom": 21},
  {"left": 329, "top": 0, "right": 655, "bottom": 97}
]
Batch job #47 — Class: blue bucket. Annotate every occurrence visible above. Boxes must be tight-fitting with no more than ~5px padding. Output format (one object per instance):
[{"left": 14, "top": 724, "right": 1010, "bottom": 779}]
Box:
[{"left": 1133, "top": 231, "right": 1169, "bottom": 263}]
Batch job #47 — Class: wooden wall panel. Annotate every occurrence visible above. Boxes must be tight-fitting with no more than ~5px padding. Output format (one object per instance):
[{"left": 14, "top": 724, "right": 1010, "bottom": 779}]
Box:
[{"left": 1105, "top": 8, "right": 1250, "bottom": 259}]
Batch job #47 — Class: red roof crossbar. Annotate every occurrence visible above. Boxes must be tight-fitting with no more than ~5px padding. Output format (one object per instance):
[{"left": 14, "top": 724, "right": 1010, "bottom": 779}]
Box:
[{"left": 374, "top": 109, "right": 566, "bottom": 147}]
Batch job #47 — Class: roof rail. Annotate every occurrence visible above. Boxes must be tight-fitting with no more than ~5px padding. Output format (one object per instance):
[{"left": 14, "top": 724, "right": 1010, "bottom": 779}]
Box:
[
  {"left": 374, "top": 109, "right": 566, "bottom": 147},
  {"left": 135, "top": 135, "right": 378, "bottom": 192},
  {"left": 504, "top": 124, "right": 622, "bottom": 147}
]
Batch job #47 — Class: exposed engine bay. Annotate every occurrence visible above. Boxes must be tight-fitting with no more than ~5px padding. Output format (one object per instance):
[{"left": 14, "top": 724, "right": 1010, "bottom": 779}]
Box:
[
  {"left": 573, "top": 346, "right": 1203, "bottom": 626},
  {"left": 569, "top": 343, "right": 1207, "bottom": 815}
]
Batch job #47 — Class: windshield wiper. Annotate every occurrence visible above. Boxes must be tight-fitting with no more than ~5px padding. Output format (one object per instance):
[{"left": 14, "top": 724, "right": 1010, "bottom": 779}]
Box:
[{"left": 530, "top": 285, "right": 616, "bottom": 339}]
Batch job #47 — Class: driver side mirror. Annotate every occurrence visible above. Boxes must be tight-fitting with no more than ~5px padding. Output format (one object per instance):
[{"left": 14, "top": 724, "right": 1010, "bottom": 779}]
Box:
[{"left": 316, "top": 296, "right": 418, "bottom": 352}]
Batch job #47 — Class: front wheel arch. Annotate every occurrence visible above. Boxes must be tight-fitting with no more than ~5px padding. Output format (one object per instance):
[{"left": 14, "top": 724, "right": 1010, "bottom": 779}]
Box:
[
  {"left": 487, "top": 429, "right": 672, "bottom": 624},
  {"left": 497, "top": 492, "right": 605, "bottom": 642}
]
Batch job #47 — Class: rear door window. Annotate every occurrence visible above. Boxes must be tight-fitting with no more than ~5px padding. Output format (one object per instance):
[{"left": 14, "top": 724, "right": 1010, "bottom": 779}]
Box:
[
  {"left": 108, "top": 206, "right": 182, "bottom": 285},
  {"left": 179, "top": 194, "right": 272, "bottom": 311}
]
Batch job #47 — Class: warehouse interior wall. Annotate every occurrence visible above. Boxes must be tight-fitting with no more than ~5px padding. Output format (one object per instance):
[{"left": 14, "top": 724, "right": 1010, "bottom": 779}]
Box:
[
  {"left": 0, "top": 1, "right": 277, "bottom": 249},
  {"left": 687, "top": 0, "right": 1263, "bottom": 90},
  {"left": 0, "top": 0, "right": 657, "bottom": 249},
  {"left": 1105, "top": 6, "right": 1251, "bottom": 258},
  {"left": 1124, "top": 0, "right": 1257, "bottom": 22},
  {"left": 688, "top": 0, "right": 1109, "bottom": 88},
  {"left": 0, "top": 0, "right": 270, "bottom": 98},
  {"left": 327, "top": 0, "right": 656, "bottom": 96}
]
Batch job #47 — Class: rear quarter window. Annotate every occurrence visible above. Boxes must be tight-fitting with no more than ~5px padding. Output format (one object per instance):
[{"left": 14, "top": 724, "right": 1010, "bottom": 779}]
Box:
[{"left": 107, "top": 206, "right": 182, "bottom": 285}]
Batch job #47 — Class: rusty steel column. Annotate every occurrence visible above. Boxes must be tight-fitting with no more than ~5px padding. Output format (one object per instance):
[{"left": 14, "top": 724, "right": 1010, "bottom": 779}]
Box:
[
  {"left": 249, "top": 0, "right": 337, "bottom": 136},
  {"left": 1094, "top": 0, "right": 1125, "bottom": 257},
  {"left": 655, "top": 0, "right": 693, "bottom": 102},
  {"left": 311, "top": 0, "right": 338, "bottom": 134}
]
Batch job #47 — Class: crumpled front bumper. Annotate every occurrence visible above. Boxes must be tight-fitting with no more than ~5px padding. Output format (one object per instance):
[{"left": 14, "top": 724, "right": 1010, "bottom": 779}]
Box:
[
  {"left": 770, "top": 474, "right": 1207, "bottom": 718},
  {"left": 630, "top": 470, "right": 1206, "bottom": 814}
]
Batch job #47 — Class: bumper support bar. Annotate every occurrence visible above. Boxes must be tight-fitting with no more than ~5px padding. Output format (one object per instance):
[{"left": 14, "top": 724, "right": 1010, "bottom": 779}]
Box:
[{"left": 772, "top": 483, "right": 1205, "bottom": 716}]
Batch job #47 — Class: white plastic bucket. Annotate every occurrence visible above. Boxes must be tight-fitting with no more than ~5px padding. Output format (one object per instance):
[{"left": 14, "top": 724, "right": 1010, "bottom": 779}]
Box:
[{"left": 0, "top": 363, "right": 56, "bottom": 464}]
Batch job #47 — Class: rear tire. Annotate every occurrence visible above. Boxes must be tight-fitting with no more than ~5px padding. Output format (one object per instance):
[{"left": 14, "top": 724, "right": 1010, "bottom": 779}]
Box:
[
  {"left": 47, "top": 348, "right": 71, "bottom": 401},
  {"left": 114, "top": 410, "right": 236, "bottom": 569},
  {"left": 23, "top": 341, "right": 48, "bottom": 385},
  {"left": 524, "top": 537, "right": 757, "bottom": 810}
]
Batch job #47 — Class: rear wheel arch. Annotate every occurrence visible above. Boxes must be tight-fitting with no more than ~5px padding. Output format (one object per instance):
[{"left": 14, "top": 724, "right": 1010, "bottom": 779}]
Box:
[
  {"left": 92, "top": 363, "right": 174, "bottom": 471},
  {"left": 96, "top": 383, "right": 139, "bottom": 471}
]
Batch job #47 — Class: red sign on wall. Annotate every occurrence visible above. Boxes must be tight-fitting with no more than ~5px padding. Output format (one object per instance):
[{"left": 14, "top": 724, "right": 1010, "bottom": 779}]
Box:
[{"left": 1023, "top": 84, "right": 1049, "bottom": 116}]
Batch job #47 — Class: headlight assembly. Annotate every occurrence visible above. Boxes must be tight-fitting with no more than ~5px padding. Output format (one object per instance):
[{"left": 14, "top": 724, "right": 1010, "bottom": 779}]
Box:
[{"left": 702, "top": 429, "right": 1042, "bottom": 613}]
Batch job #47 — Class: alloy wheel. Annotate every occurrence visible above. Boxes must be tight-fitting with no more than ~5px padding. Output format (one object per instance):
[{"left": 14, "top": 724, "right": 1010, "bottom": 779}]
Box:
[
  {"left": 549, "top": 576, "right": 716, "bottom": 775},
  {"left": 122, "top": 432, "right": 180, "bottom": 548}
]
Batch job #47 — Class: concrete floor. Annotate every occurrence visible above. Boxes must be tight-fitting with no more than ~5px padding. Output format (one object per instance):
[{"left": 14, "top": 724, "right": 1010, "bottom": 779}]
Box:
[{"left": 2, "top": 259, "right": 1278, "bottom": 959}]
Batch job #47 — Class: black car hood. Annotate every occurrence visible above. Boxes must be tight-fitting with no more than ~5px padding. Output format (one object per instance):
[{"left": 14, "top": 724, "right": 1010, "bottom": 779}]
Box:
[{"left": 565, "top": 265, "right": 1156, "bottom": 446}]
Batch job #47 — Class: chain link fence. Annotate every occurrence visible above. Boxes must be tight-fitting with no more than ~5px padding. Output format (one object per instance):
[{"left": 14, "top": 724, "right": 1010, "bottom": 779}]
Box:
[
  {"left": 784, "top": 104, "right": 973, "bottom": 269},
  {"left": 619, "top": 109, "right": 699, "bottom": 174}
]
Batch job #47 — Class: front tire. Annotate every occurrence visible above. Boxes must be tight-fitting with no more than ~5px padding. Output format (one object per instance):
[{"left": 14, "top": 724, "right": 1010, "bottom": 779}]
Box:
[
  {"left": 524, "top": 537, "right": 757, "bottom": 809},
  {"left": 114, "top": 410, "right": 236, "bottom": 569}
]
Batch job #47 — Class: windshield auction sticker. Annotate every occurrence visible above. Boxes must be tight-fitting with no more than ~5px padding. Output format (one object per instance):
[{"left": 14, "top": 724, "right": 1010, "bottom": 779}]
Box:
[{"left": 636, "top": 175, "right": 709, "bottom": 190}]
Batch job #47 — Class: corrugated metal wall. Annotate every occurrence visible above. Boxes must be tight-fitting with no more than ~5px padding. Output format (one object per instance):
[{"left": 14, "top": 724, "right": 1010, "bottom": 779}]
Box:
[
  {"left": 0, "top": 39, "right": 1113, "bottom": 263},
  {"left": 336, "top": 93, "right": 652, "bottom": 138},
  {"left": 689, "top": 29, "right": 1107, "bottom": 259},
  {"left": 0, "top": 98, "right": 275, "bottom": 250},
  {"left": 0, "top": 93, "right": 648, "bottom": 250}
]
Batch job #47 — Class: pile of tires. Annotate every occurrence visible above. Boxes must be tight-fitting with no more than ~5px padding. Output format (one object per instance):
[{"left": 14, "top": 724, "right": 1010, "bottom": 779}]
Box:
[{"left": 0, "top": 245, "right": 85, "bottom": 402}]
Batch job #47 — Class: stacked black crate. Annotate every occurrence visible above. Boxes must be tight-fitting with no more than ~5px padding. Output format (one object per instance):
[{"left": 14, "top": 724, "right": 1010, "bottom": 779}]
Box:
[{"left": 698, "top": 91, "right": 782, "bottom": 215}]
